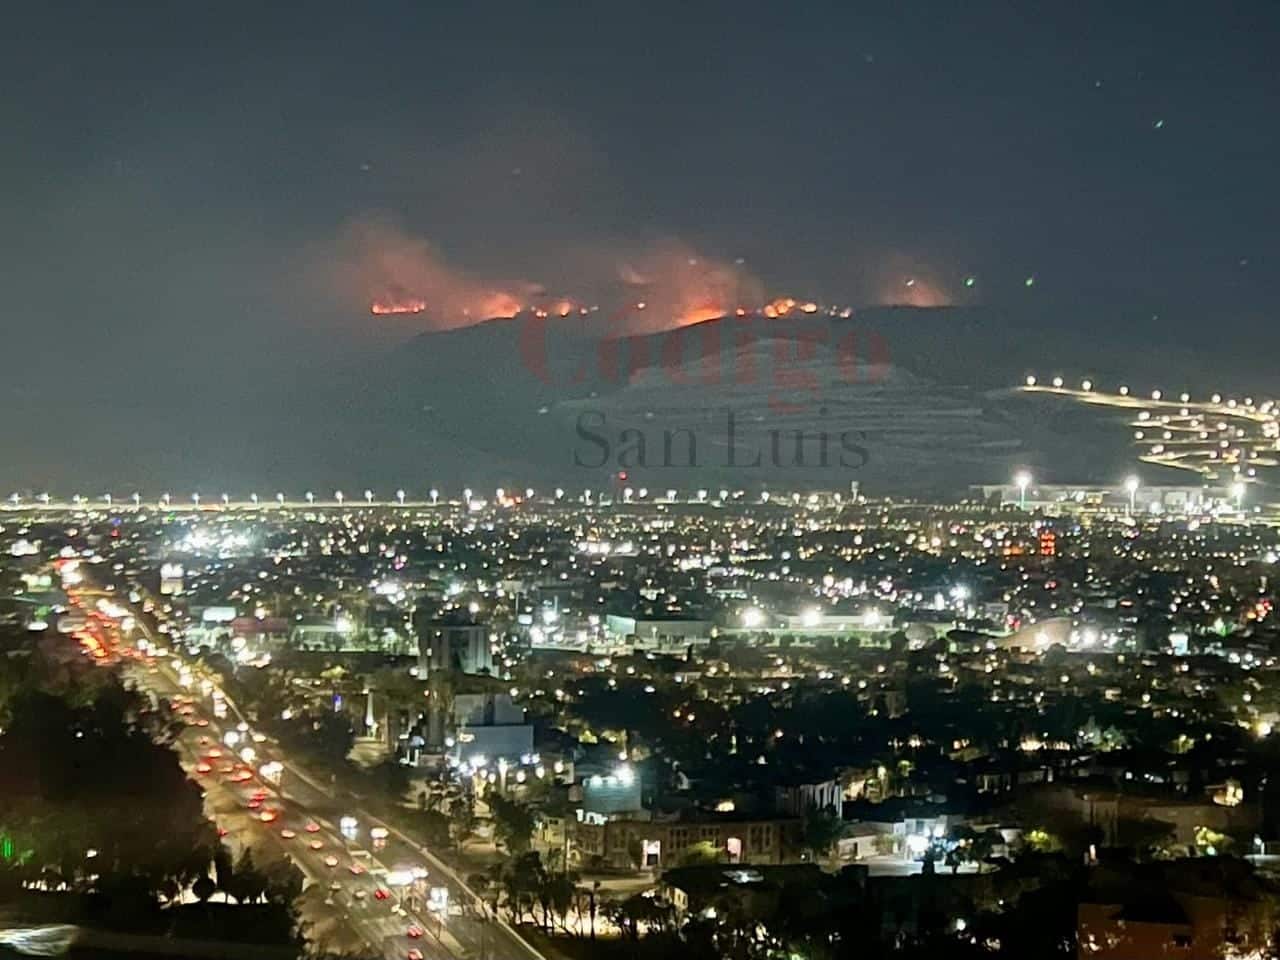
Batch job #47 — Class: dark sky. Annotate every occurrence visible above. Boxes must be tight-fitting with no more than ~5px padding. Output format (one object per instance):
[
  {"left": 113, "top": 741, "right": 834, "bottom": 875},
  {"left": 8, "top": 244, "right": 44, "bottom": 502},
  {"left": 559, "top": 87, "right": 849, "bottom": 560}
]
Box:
[{"left": 2, "top": 2, "right": 1278, "bottom": 489}]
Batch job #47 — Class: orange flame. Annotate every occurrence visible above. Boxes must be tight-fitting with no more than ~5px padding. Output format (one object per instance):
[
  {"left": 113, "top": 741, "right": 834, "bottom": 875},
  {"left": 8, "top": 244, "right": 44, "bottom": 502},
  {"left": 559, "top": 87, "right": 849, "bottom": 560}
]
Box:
[
  {"left": 479, "top": 292, "right": 522, "bottom": 319},
  {"left": 370, "top": 298, "right": 428, "bottom": 316},
  {"left": 677, "top": 301, "right": 729, "bottom": 326}
]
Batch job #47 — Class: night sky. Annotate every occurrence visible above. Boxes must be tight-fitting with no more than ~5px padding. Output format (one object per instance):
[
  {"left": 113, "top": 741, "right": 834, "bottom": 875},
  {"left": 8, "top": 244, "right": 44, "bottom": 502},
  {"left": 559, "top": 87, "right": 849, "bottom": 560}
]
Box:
[{"left": 2, "top": 2, "right": 1278, "bottom": 488}]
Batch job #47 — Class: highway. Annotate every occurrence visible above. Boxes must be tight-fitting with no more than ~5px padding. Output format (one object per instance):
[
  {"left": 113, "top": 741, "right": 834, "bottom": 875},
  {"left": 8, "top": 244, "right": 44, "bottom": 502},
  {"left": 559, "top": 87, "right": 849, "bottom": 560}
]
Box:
[{"left": 62, "top": 580, "right": 546, "bottom": 960}]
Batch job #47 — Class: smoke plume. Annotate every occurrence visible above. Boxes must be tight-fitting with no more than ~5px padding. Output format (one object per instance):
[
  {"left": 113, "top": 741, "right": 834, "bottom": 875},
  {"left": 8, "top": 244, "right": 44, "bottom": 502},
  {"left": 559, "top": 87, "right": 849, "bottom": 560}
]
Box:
[{"left": 332, "top": 215, "right": 524, "bottom": 329}]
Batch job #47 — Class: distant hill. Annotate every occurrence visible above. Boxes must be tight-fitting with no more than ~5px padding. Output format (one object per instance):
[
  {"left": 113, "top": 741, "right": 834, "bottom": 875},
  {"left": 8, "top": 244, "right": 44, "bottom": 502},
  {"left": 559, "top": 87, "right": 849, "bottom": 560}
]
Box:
[
  {"left": 6, "top": 304, "right": 1265, "bottom": 494},
  {"left": 342, "top": 304, "right": 1237, "bottom": 494}
]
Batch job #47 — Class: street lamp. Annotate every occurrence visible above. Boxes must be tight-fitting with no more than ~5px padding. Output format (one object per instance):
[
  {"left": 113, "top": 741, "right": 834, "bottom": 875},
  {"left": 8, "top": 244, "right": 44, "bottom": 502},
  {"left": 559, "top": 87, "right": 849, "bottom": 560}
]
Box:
[
  {"left": 1014, "top": 470, "right": 1032, "bottom": 510},
  {"left": 103, "top": 493, "right": 112, "bottom": 507},
  {"left": 161, "top": 493, "right": 171, "bottom": 507},
  {"left": 305, "top": 491, "right": 315, "bottom": 505},
  {"left": 250, "top": 493, "right": 259, "bottom": 506},
  {"left": 131, "top": 492, "right": 140, "bottom": 507},
  {"left": 1124, "top": 475, "right": 1140, "bottom": 517},
  {"left": 1232, "top": 480, "right": 1247, "bottom": 511},
  {"left": 396, "top": 489, "right": 406, "bottom": 505},
  {"left": 429, "top": 488, "right": 439, "bottom": 505},
  {"left": 335, "top": 490, "right": 344, "bottom": 505},
  {"left": 192, "top": 493, "right": 201, "bottom": 506},
  {"left": 39, "top": 493, "right": 51, "bottom": 506},
  {"left": 276, "top": 492, "right": 285, "bottom": 506},
  {"left": 221, "top": 493, "right": 230, "bottom": 506},
  {"left": 364, "top": 489, "right": 374, "bottom": 505}
]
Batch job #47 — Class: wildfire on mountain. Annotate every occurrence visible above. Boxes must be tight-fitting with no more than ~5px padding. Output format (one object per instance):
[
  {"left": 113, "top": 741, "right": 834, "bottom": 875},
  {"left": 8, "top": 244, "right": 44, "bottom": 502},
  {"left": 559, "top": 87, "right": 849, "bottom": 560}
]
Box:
[{"left": 370, "top": 298, "right": 427, "bottom": 315}]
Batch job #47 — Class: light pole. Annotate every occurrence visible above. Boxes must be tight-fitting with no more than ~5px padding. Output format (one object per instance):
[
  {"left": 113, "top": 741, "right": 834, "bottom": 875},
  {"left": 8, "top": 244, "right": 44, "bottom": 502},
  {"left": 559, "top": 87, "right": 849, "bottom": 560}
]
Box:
[
  {"left": 250, "top": 493, "right": 259, "bottom": 506},
  {"left": 131, "top": 492, "right": 140, "bottom": 507},
  {"left": 364, "top": 489, "right": 374, "bottom": 505},
  {"left": 1014, "top": 470, "right": 1032, "bottom": 511},
  {"left": 429, "top": 488, "right": 439, "bottom": 505},
  {"left": 396, "top": 489, "right": 406, "bottom": 505},
  {"left": 305, "top": 491, "right": 315, "bottom": 505},
  {"left": 1232, "top": 480, "right": 1246, "bottom": 512},
  {"left": 276, "top": 492, "right": 285, "bottom": 507},
  {"left": 335, "top": 490, "right": 344, "bottom": 505},
  {"left": 1124, "top": 475, "right": 1140, "bottom": 517}
]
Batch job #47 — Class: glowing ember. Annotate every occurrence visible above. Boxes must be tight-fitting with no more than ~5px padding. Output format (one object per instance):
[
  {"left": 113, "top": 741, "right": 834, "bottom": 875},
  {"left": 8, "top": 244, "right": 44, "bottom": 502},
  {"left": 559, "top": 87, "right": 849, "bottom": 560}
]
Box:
[{"left": 370, "top": 299, "right": 427, "bottom": 316}]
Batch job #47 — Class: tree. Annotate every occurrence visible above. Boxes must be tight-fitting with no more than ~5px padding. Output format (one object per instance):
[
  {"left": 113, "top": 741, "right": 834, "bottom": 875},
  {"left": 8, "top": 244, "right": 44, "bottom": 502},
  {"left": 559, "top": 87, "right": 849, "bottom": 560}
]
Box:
[
  {"left": 226, "top": 848, "right": 267, "bottom": 904},
  {"left": 1116, "top": 816, "right": 1176, "bottom": 859},
  {"left": 272, "top": 709, "right": 354, "bottom": 767},
  {"left": 605, "top": 893, "right": 674, "bottom": 941},
  {"left": 538, "top": 869, "right": 576, "bottom": 933},
  {"left": 489, "top": 794, "right": 536, "bottom": 855},
  {"left": 575, "top": 878, "right": 602, "bottom": 940},
  {"left": 192, "top": 873, "right": 216, "bottom": 904},
  {"left": 800, "top": 806, "right": 843, "bottom": 862},
  {"left": 449, "top": 794, "right": 477, "bottom": 846},
  {"left": 503, "top": 852, "right": 547, "bottom": 925},
  {"left": 679, "top": 841, "right": 722, "bottom": 866},
  {"left": 364, "top": 757, "right": 411, "bottom": 801},
  {"left": 419, "top": 809, "right": 452, "bottom": 849},
  {"left": 0, "top": 682, "right": 217, "bottom": 902},
  {"left": 263, "top": 854, "right": 304, "bottom": 905}
]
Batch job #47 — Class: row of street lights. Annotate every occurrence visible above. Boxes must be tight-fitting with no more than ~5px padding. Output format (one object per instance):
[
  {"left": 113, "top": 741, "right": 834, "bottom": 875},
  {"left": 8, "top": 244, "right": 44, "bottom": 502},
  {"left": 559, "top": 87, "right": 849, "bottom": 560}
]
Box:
[
  {"left": 5, "top": 486, "right": 731, "bottom": 509},
  {"left": 5, "top": 489, "right": 448, "bottom": 508}
]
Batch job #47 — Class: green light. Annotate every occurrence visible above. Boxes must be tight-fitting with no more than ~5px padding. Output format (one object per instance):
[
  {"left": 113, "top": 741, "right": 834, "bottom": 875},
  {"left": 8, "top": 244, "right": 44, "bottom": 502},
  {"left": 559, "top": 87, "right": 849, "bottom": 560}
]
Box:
[
  {"left": 1024, "top": 276, "right": 1035, "bottom": 287},
  {"left": 1, "top": 836, "right": 15, "bottom": 861},
  {"left": 964, "top": 277, "right": 976, "bottom": 287}
]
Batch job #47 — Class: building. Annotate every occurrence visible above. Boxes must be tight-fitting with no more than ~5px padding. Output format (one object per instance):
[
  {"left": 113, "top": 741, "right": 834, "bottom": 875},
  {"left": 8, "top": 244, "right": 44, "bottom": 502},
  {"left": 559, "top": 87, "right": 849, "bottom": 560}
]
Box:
[
  {"left": 969, "top": 482, "right": 1230, "bottom": 516},
  {"left": 447, "top": 692, "right": 532, "bottom": 766},
  {"left": 774, "top": 777, "right": 843, "bottom": 816},
  {"left": 414, "top": 610, "right": 493, "bottom": 676},
  {"left": 575, "top": 813, "right": 800, "bottom": 870},
  {"left": 605, "top": 615, "right": 712, "bottom": 652},
  {"left": 1076, "top": 860, "right": 1277, "bottom": 960},
  {"left": 579, "top": 767, "right": 644, "bottom": 817}
]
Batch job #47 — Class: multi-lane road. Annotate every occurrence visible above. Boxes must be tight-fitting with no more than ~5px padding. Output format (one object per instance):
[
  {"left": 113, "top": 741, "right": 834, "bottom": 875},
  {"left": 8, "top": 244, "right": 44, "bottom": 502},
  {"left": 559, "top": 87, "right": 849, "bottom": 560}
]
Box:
[{"left": 63, "top": 582, "right": 545, "bottom": 960}]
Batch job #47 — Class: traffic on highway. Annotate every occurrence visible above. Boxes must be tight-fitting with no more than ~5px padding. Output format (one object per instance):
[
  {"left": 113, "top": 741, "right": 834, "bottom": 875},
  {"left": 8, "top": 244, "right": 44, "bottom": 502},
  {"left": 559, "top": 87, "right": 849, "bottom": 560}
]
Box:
[{"left": 56, "top": 563, "right": 540, "bottom": 960}]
